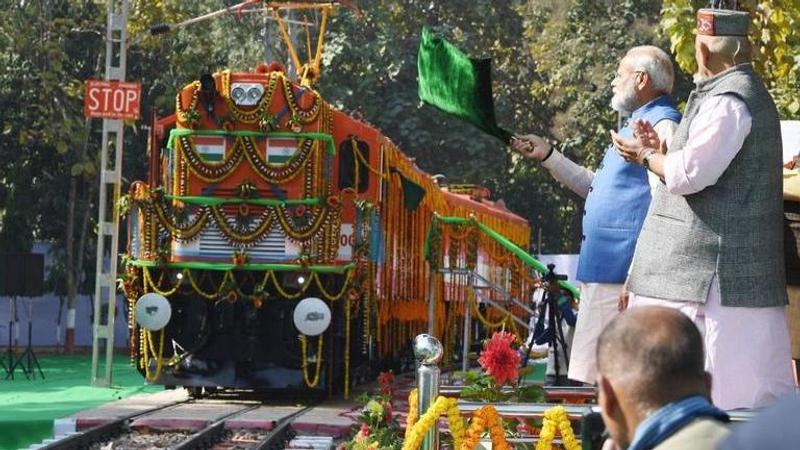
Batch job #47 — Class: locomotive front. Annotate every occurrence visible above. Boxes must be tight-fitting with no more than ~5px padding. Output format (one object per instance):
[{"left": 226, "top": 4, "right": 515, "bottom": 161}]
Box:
[{"left": 123, "top": 64, "right": 379, "bottom": 394}]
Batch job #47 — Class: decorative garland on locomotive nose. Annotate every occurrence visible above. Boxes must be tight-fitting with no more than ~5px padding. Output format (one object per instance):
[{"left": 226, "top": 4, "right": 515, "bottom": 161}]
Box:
[{"left": 122, "top": 62, "right": 532, "bottom": 397}]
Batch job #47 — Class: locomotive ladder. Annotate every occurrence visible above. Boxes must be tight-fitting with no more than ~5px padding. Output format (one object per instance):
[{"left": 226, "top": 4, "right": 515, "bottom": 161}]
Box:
[
  {"left": 437, "top": 267, "right": 534, "bottom": 373},
  {"left": 90, "top": 0, "right": 129, "bottom": 387}
]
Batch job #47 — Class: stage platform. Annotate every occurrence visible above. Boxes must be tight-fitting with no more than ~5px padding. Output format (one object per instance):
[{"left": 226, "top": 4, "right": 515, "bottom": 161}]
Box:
[{"left": 0, "top": 353, "right": 161, "bottom": 450}]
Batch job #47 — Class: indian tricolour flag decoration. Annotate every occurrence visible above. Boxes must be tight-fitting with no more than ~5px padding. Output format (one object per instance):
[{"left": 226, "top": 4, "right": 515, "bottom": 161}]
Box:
[
  {"left": 194, "top": 135, "right": 227, "bottom": 162},
  {"left": 266, "top": 137, "right": 298, "bottom": 164}
]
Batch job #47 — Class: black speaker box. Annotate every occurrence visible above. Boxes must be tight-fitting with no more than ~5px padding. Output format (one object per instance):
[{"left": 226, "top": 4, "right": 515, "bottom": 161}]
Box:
[{"left": 0, "top": 253, "right": 44, "bottom": 297}]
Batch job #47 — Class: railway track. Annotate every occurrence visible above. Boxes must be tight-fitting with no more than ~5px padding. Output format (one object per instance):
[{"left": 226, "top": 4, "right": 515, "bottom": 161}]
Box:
[{"left": 30, "top": 399, "right": 320, "bottom": 450}]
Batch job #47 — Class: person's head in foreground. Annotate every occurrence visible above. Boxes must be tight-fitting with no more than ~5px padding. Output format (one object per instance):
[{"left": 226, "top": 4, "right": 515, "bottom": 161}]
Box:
[{"left": 596, "top": 306, "right": 729, "bottom": 449}]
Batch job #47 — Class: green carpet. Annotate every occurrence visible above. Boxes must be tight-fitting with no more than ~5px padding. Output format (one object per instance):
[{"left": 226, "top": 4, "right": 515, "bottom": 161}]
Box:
[
  {"left": 524, "top": 360, "right": 548, "bottom": 383},
  {"left": 0, "top": 354, "right": 161, "bottom": 450}
]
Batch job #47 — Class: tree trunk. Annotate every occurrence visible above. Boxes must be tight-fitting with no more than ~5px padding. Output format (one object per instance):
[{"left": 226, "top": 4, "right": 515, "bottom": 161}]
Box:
[
  {"left": 64, "top": 175, "right": 77, "bottom": 353},
  {"left": 65, "top": 114, "right": 94, "bottom": 353}
]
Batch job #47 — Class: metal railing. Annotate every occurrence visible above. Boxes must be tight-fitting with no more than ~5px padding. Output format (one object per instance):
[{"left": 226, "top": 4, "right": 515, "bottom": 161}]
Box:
[{"left": 412, "top": 334, "right": 756, "bottom": 450}]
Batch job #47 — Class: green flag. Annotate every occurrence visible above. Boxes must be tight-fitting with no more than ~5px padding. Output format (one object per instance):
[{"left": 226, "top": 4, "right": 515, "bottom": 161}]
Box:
[{"left": 417, "top": 27, "right": 512, "bottom": 143}]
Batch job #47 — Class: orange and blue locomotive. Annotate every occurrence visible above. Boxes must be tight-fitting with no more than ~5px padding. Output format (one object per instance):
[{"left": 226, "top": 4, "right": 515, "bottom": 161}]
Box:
[{"left": 122, "top": 62, "right": 532, "bottom": 395}]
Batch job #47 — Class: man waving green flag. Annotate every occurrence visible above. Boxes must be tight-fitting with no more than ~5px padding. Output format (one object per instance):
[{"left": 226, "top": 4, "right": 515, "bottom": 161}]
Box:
[{"left": 417, "top": 27, "right": 512, "bottom": 143}]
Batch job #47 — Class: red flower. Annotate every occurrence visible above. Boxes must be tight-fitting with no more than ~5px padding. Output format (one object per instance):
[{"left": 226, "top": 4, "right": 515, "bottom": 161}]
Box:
[
  {"left": 358, "top": 423, "right": 370, "bottom": 437},
  {"left": 377, "top": 371, "right": 394, "bottom": 396},
  {"left": 477, "top": 331, "right": 521, "bottom": 386}
]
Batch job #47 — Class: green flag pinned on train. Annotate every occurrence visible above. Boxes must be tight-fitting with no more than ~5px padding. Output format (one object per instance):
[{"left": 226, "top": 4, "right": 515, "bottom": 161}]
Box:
[{"left": 417, "top": 27, "right": 512, "bottom": 144}]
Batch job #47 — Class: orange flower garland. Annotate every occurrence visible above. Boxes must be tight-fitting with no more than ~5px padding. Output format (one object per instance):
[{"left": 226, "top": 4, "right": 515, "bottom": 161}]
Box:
[
  {"left": 403, "top": 394, "right": 512, "bottom": 450},
  {"left": 459, "top": 405, "right": 511, "bottom": 450}
]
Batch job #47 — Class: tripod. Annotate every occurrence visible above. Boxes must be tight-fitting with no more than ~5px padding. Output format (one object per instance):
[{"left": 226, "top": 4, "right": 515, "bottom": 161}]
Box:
[
  {"left": 545, "top": 280, "right": 571, "bottom": 383},
  {"left": 2, "top": 297, "right": 17, "bottom": 380},
  {"left": 8, "top": 298, "right": 44, "bottom": 380},
  {"left": 521, "top": 264, "right": 571, "bottom": 384}
]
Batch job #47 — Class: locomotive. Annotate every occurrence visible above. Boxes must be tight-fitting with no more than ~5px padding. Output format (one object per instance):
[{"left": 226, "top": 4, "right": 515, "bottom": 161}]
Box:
[{"left": 121, "top": 59, "right": 533, "bottom": 395}]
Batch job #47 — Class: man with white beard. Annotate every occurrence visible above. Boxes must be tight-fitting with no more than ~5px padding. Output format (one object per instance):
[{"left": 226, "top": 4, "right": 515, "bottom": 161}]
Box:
[
  {"left": 511, "top": 46, "right": 680, "bottom": 385},
  {"left": 612, "top": 9, "right": 794, "bottom": 410}
]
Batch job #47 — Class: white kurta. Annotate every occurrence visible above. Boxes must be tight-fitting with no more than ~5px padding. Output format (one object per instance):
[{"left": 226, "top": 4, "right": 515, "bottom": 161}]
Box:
[
  {"left": 630, "top": 277, "right": 794, "bottom": 410},
  {"left": 630, "top": 94, "right": 795, "bottom": 409},
  {"left": 541, "top": 119, "right": 677, "bottom": 384}
]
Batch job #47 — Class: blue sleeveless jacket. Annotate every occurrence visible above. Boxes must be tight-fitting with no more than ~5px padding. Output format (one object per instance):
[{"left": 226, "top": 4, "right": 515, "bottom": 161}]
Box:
[{"left": 576, "top": 96, "right": 681, "bottom": 283}]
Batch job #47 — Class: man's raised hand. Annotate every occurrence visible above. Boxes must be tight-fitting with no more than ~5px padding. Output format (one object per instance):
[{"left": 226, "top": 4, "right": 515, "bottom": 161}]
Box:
[{"left": 510, "top": 134, "right": 552, "bottom": 161}]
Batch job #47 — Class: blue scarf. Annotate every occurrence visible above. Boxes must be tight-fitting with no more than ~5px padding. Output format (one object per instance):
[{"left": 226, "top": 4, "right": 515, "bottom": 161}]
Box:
[{"left": 626, "top": 395, "right": 729, "bottom": 450}]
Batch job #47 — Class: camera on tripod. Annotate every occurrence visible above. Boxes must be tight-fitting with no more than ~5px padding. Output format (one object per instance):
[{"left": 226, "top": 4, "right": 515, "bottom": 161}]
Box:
[
  {"left": 542, "top": 263, "right": 568, "bottom": 284},
  {"left": 526, "top": 263, "right": 575, "bottom": 386}
]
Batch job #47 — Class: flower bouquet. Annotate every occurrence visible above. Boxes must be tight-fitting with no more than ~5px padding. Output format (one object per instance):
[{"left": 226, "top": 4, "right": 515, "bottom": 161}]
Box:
[{"left": 341, "top": 372, "right": 403, "bottom": 450}]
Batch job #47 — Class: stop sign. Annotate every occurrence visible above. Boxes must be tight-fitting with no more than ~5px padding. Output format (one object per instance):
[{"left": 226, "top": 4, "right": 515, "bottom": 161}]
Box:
[{"left": 84, "top": 80, "right": 141, "bottom": 120}]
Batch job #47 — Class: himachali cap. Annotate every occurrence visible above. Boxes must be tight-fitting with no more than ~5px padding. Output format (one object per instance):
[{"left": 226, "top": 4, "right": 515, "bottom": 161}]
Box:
[{"left": 697, "top": 8, "right": 750, "bottom": 36}]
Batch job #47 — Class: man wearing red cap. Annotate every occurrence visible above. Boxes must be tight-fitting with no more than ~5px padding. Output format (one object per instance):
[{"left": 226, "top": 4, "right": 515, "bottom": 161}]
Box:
[{"left": 613, "top": 8, "right": 794, "bottom": 410}]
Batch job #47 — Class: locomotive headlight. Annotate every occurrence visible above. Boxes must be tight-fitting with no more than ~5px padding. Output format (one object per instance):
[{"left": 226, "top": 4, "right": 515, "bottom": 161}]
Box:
[
  {"left": 231, "top": 86, "right": 246, "bottom": 103},
  {"left": 136, "top": 293, "right": 172, "bottom": 331},
  {"left": 293, "top": 297, "right": 332, "bottom": 336},
  {"left": 247, "top": 86, "right": 262, "bottom": 102},
  {"left": 230, "top": 83, "right": 264, "bottom": 106}
]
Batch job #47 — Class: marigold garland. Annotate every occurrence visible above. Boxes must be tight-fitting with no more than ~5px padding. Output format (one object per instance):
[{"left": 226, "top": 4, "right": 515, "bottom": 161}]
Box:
[
  {"left": 344, "top": 292, "right": 351, "bottom": 399},
  {"left": 144, "top": 197, "right": 339, "bottom": 247},
  {"left": 447, "top": 398, "right": 466, "bottom": 449},
  {"left": 405, "top": 389, "right": 419, "bottom": 439},
  {"left": 535, "top": 405, "right": 580, "bottom": 450},
  {"left": 299, "top": 333, "right": 324, "bottom": 388},
  {"left": 176, "top": 81, "right": 201, "bottom": 127},
  {"left": 142, "top": 328, "right": 165, "bottom": 382},
  {"left": 141, "top": 267, "right": 351, "bottom": 303},
  {"left": 403, "top": 395, "right": 512, "bottom": 450},
  {"left": 401, "top": 395, "right": 459, "bottom": 450},
  {"left": 460, "top": 405, "right": 511, "bottom": 450},
  {"left": 176, "top": 134, "right": 316, "bottom": 185},
  {"left": 467, "top": 288, "right": 509, "bottom": 329}
]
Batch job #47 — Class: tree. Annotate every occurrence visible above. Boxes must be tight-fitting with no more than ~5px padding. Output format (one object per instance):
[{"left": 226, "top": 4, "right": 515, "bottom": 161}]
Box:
[
  {"left": 511, "top": 0, "right": 670, "bottom": 252},
  {"left": 0, "top": 0, "right": 107, "bottom": 351},
  {"left": 661, "top": 0, "right": 800, "bottom": 118}
]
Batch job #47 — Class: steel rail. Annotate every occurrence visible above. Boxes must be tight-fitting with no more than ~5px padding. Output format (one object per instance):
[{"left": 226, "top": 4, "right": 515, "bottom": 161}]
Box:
[
  {"left": 171, "top": 403, "right": 262, "bottom": 450},
  {"left": 38, "top": 398, "right": 193, "bottom": 450},
  {"left": 253, "top": 405, "right": 314, "bottom": 450}
]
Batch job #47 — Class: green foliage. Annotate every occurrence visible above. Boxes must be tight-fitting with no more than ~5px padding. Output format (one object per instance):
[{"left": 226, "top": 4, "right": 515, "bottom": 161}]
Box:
[
  {"left": 0, "top": 1, "right": 103, "bottom": 254},
  {"left": 343, "top": 372, "right": 403, "bottom": 450},
  {"left": 454, "top": 368, "right": 544, "bottom": 404},
  {"left": 660, "top": 0, "right": 800, "bottom": 118},
  {"left": 508, "top": 0, "right": 667, "bottom": 252}
]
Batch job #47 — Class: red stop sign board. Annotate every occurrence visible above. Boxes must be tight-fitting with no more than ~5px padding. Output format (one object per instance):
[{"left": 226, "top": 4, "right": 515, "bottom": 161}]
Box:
[{"left": 84, "top": 80, "right": 142, "bottom": 120}]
